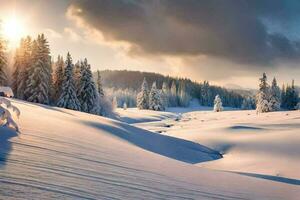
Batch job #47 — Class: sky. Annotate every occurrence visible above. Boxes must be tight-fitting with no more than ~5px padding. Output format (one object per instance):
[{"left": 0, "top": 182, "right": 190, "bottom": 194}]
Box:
[{"left": 0, "top": 0, "right": 300, "bottom": 89}]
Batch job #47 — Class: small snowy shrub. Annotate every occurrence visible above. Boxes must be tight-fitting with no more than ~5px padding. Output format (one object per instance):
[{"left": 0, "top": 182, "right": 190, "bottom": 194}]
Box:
[
  {"left": 295, "top": 102, "right": 300, "bottom": 110},
  {"left": 123, "top": 102, "right": 127, "bottom": 110},
  {"left": 213, "top": 95, "right": 223, "bottom": 112},
  {"left": 0, "top": 97, "right": 20, "bottom": 131}
]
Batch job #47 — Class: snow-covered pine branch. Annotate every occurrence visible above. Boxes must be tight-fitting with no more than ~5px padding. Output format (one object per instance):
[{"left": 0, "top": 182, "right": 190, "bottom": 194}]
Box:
[{"left": 0, "top": 97, "right": 20, "bottom": 131}]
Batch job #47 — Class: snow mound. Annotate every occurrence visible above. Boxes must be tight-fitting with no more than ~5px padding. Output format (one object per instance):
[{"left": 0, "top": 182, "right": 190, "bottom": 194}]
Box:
[{"left": 0, "top": 100, "right": 299, "bottom": 199}]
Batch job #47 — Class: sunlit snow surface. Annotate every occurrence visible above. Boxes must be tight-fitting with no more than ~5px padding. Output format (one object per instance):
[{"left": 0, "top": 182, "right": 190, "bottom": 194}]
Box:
[{"left": 0, "top": 100, "right": 299, "bottom": 199}]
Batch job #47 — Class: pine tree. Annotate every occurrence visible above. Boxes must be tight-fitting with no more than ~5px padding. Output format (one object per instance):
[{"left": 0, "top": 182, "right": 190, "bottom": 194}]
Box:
[
  {"left": 25, "top": 34, "right": 52, "bottom": 104},
  {"left": 149, "top": 82, "right": 163, "bottom": 111},
  {"left": 213, "top": 94, "right": 223, "bottom": 112},
  {"left": 112, "top": 96, "right": 118, "bottom": 109},
  {"left": 268, "top": 77, "right": 281, "bottom": 111},
  {"left": 53, "top": 55, "right": 64, "bottom": 102},
  {"left": 12, "top": 37, "right": 32, "bottom": 99},
  {"left": 96, "top": 70, "right": 104, "bottom": 98},
  {"left": 241, "top": 96, "right": 255, "bottom": 110},
  {"left": 137, "top": 77, "right": 149, "bottom": 109},
  {"left": 179, "top": 82, "right": 190, "bottom": 107},
  {"left": 281, "top": 84, "right": 287, "bottom": 109},
  {"left": 285, "top": 80, "right": 299, "bottom": 110},
  {"left": 161, "top": 82, "right": 169, "bottom": 109},
  {"left": 77, "top": 58, "right": 100, "bottom": 113},
  {"left": 0, "top": 28, "right": 8, "bottom": 86},
  {"left": 57, "top": 52, "right": 81, "bottom": 111},
  {"left": 170, "top": 81, "right": 178, "bottom": 106},
  {"left": 256, "top": 73, "right": 270, "bottom": 113}
]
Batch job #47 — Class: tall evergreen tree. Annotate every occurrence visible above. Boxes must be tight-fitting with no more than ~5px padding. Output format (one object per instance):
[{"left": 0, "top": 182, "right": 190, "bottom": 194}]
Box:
[
  {"left": 285, "top": 80, "right": 299, "bottom": 110},
  {"left": 12, "top": 36, "right": 32, "bottom": 99},
  {"left": 53, "top": 55, "right": 64, "bottom": 102},
  {"left": 25, "top": 34, "right": 52, "bottom": 104},
  {"left": 137, "top": 77, "right": 149, "bottom": 109},
  {"left": 170, "top": 81, "right": 178, "bottom": 106},
  {"left": 256, "top": 73, "right": 270, "bottom": 113},
  {"left": 0, "top": 27, "right": 8, "bottom": 86},
  {"left": 281, "top": 84, "right": 287, "bottom": 109},
  {"left": 179, "top": 82, "right": 190, "bottom": 107},
  {"left": 268, "top": 77, "right": 281, "bottom": 111},
  {"left": 161, "top": 81, "right": 169, "bottom": 109},
  {"left": 96, "top": 70, "right": 104, "bottom": 97},
  {"left": 149, "top": 81, "right": 163, "bottom": 111},
  {"left": 77, "top": 58, "right": 100, "bottom": 113},
  {"left": 57, "top": 52, "right": 81, "bottom": 111}
]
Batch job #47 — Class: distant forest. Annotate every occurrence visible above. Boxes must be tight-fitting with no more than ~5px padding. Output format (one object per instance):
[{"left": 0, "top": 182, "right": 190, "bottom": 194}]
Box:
[{"left": 98, "top": 70, "right": 245, "bottom": 108}]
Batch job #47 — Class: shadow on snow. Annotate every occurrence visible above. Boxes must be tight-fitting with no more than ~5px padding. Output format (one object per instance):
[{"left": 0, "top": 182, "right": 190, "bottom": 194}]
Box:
[{"left": 81, "top": 120, "right": 222, "bottom": 164}]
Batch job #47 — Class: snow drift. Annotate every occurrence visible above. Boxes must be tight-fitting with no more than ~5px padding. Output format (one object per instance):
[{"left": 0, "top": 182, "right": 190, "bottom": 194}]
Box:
[{"left": 0, "top": 99, "right": 299, "bottom": 199}]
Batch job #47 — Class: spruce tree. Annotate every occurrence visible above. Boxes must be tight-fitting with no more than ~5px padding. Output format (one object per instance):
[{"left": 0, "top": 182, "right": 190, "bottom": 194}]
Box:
[
  {"left": 213, "top": 94, "right": 223, "bottom": 112},
  {"left": 25, "top": 34, "right": 52, "bottom": 104},
  {"left": 77, "top": 58, "right": 100, "bottom": 113},
  {"left": 285, "top": 80, "right": 299, "bottom": 110},
  {"left": 112, "top": 96, "right": 118, "bottom": 109},
  {"left": 256, "top": 73, "right": 270, "bottom": 113},
  {"left": 268, "top": 77, "right": 281, "bottom": 111},
  {"left": 11, "top": 37, "right": 32, "bottom": 99},
  {"left": 53, "top": 55, "right": 64, "bottom": 102},
  {"left": 96, "top": 70, "right": 104, "bottom": 98},
  {"left": 0, "top": 29, "right": 8, "bottom": 86},
  {"left": 137, "top": 77, "right": 149, "bottom": 109},
  {"left": 149, "top": 82, "right": 163, "bottom": 111},
  {"left": 57, "top": 52, "right": 81, "bottom": 111},
  {"left": 161, "top": 82, "right": 169, "bottom": 109},
  {"left": 170, "top": 81, "right": 178, "bottom": 106}
]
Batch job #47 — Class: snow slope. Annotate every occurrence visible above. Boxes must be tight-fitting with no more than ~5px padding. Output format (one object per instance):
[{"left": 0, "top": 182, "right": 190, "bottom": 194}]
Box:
[
  {"left": 0, "top": 100, "right": 299, "bottom": 199},
  {"left": 131, "top": 109, "right": 300, "bottom": 184}
]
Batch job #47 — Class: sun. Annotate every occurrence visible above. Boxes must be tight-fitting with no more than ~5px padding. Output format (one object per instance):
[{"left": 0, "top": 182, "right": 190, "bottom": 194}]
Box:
[{"left": 1, "top": 16, "right": 26, "bottom": 47}]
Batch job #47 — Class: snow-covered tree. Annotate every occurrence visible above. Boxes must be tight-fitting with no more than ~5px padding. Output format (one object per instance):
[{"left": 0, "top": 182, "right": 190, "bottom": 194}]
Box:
[
  {"left": 0, "top": 97, "right": 20, "bottom": 131},
  {"left": 96, "top": 70, "right": 104, "bottom": 98},
  {"left": 123, "top": 102, "right": 127, "bottom": 110},
  {"left": 77, "top": 58, "right": 101, "bottom": 113},
  {"left": 149, "top": 82, "right": 163, "bottom": 111},
  {"left": 25, "top": 34, "right": 52, "bottom": 104},
  {"left": 178, "top": 82, "right": 190, "bottom": 107},
  {"left": 213, "top": 94, "right": 223, "bottom": 112},
  {"left": 241, "top": 96, "right": 255, "bottom": 110},
  {"left": 268, "top": 77, "right": 281, "bottom": 111},
  {"left": 52, "top": 55, "right": 64, "bottom": 102},
  {"left": 169, "top": 81, "right": 178, "bottom": 106},
  {"left": 295, "top": 102, "right": 300, "bottom": 110},
  {"left": 0, "top": 29, "right": 8, "bottom": 86},
  {"left": 161, "top": 82, "right": 169, "bottom": 108},
  {"left": 12, "top": 37, "right": 32, "bottom": 99},
  {"left": 256, "top": 73, "right": 270, "bottom": 113},
  {"left": 112, "top": 96, "right": 118, "bottom": 109},
  {"left": 137, "top": 77, "right": 149, "bottom": 109},
  {"left": 57, "top": 53, "right": 81, "bottom": 111}
]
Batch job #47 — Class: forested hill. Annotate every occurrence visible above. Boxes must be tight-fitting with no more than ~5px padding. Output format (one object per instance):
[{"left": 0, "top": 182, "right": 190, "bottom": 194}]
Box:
[{"left": 97, "top": 70, "right": 246, "bottom": 108}]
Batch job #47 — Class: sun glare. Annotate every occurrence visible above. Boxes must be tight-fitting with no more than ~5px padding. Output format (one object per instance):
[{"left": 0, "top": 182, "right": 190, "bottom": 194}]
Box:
[{"left": 2, "top": 16, "right": 26, "bottom": 48}]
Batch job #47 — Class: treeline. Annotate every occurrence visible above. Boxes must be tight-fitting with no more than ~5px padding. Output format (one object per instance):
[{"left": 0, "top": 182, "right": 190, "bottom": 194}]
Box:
[
  {"left": 100, "top": 70, "right": 244, "bottom": 108},
  {"left": 0, "top": 34, "right": 112, "bottom": 116},
  {"left": 256, "top": 73, "right": 299, "bottom": 113}
]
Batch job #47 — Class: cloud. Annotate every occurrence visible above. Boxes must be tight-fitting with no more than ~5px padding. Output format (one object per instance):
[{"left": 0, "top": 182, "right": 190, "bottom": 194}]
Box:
[
  {"left": 67, "top": 0, "right": 300, "bottom": 66},
  {"left": 64, "top": 27, "right": 82, "bottom": 42},
  {"left": 44, "top": 28, "right": 63, "bottom": 39}
]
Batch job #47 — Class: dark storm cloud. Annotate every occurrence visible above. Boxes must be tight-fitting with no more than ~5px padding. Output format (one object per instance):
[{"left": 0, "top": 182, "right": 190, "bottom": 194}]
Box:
[{"left": 68, "top": 0, "right": 300, "bottom": 65}]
